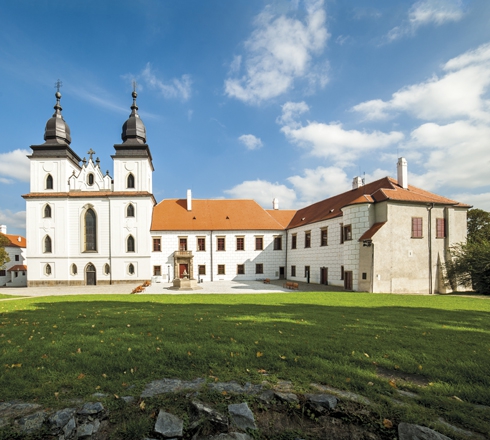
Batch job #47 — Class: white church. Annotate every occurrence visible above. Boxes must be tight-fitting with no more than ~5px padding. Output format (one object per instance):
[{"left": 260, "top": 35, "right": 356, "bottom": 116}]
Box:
[{"left": 19, "top": 90, "right": 469, "bottom": 293}]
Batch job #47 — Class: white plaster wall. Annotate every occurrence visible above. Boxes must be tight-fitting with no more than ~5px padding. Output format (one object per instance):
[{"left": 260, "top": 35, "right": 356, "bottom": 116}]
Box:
[
  {"left": 113, "top": 159, "right": 152, "bottom": 193},
  {"left": 0, "top": 244, "right": 26, "bottom": 287},
  {"left": 29, "top": 159, "right": 79, "bottom": 193}
]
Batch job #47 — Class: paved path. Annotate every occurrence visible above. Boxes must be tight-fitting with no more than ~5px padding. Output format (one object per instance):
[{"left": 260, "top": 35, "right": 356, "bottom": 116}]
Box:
[{"left": 0, "top": 279, "right": 341, "bottom": 298}]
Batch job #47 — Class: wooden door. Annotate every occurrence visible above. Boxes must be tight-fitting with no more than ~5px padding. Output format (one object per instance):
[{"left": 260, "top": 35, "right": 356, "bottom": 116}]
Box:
[
  {"left": 279, "top": 267, "right": 285, "bottom": 279},
  {"left": 86, "top": 264, "right": 96, "bottom": 286},
  {"left": 344, "top": 271, "right": 353, "bottom": 290},
  {"left": 320, "top": 267, "right": 328, "bottom": 285}
]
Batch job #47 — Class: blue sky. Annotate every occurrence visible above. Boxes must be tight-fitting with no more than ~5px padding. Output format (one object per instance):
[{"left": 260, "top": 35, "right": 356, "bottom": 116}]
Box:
[{"left": 1, "top": 0, "right": 490, "bottom": 236}]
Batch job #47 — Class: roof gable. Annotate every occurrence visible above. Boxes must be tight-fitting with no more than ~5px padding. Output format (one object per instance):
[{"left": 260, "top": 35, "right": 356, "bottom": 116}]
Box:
[{"left": 1, "top": 233, "right": 26, "bottom": 248}]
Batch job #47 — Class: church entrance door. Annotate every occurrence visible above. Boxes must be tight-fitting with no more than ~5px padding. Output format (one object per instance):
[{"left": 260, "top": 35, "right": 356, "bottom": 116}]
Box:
[
  {"left": 86, "top": 264, "right": 96, "bottom": 286},
  {"left": 179, "top": 264, "right": 189, "bottom": 278}
]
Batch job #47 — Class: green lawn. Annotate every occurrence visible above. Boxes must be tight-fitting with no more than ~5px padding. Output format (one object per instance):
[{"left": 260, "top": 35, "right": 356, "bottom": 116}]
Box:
[{"left": 1, "top": 292, "right": 489, "bottom": 438}]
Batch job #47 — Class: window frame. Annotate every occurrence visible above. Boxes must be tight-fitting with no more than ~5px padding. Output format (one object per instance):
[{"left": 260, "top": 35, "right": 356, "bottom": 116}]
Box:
[
  {"left": 198, "top": 265, "right": 206, "bottom": 275},
  {"left": 127, "top": 173, "right": 135, "bottom": 189},
  {"left": 197, "top": 237, "right": 206, "bottom": 251},
  {"left": 343, "top": 225, "right": 352, "bottom": 241},
  {"left": 255, "top": 236, "right": 263, "bottom": 251},
  {"left": 255, "top": 263, "right": 264, "bottom": 274},
  {"left": 291, "top": 265, "right": 296, "bottom": 277},
  {"left": 179, "top": 237, "right": 188, "bottom": 251},
  {"left": 237, "top": 264, "right": 245, "bottom": 275},
  {"left": 304, "top": 231, "right": 311, "bottom": 248},
  {"left": 84, "top": 208, "right": 97, "bottom": 252},
  {"left": 411, "top": 217, "right": 423, "bottom": 238},
  {"left": 273, "top": 235, "right": 282, "bottom": 251},
  {"left": 217, "top": 237, "right": 226, "bottom": 251},
  {"left": 291, "top": 234, "right": 297, "bottom": 249},
  {"left": 44, "top": 235, "right": 52, "bottom": 253},
  {"left": 46, "top": 174, "right": 53, "bottom": 190},
  {"left": 153, "top": 265, "right": 162, "bottom": 276},
  {"left": 436, "top": 218, "right": 446, "bottom": 239},
  {"left": 320, "top": 228, "right": 328, "bottom": 246},
  {"left": 236, "top": 236, "right": 245, "bottom": 251},
  {"left": 126, "top": 203, "right": 135, "bottom": 218},
  {"left": 127, "top": 235, "right": 135, "bottom": 253},
  {"left": 217, "top": 264, "right": 225, "bottom": 275},
  {"left": 304, "top": 265, "right": 310, "bottom": 278},
  {"left": 153, "top": 238, "right": 161, "bottom": 252},
  {"left": 43, "top": 204, "right": 52, "bottom": 218}
]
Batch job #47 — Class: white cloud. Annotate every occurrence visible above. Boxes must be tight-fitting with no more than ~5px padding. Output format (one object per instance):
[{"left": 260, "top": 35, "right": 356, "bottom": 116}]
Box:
[
  {"left": 224, "top": 0, "right": 329, "bottom": 104},
  {"left": 0, "top": 149, "right": 30, "bottom": 183},
  {"left": 449, "top": 192, "right": 490, "bottom": 211},
  {"left": 386, "top": 0, "right": 464, "bottom": 42},
  {"left": 224, "top": 179, "right": 297, "bottom": 209},
  {"left": 276, "top": 101, "right": 310, "bottom": 128},
  {"left": 139, "top": 63, "right": 192, "bottom": 101},
  {"left": 0, "top": 209, "right": 26, "bottom": 233},
  {"left": 238, "top": 134, "right": 263, "bottom": 150}
]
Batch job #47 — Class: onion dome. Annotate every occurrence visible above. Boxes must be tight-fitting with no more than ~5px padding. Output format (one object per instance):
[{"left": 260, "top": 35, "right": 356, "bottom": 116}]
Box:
[
  {"left": 44, "top": 91, "right": 72, "bottom": 145},
  {"left": 121, "top": 90, "right": 147, "bottom": 144}
]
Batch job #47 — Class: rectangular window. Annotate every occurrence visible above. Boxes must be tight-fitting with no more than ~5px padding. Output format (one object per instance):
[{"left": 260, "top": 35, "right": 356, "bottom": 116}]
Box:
[
  {"left": 217, "top": 264, "right": 225, "bottom": 275},
  {"left": 304, "top": 266, "right": 310, "bottom": 278},
  {"left": 255, "top": 263, "right": 264, "bottom": 274},
  {"left": 217, "top": 237, "right": 225, "bottom": 251},
  {"left": 255, "top": 236, "right": 263, "bottom": 250},
  {"left": 305, "top": 231, "right": 311, "bottom": 248},
  {"left": 153, "top": 238, "right": 161, "bottom": 252},
  {"left": 436, "top": 218, "right": 446, "bottom": 238},
  {"left": 236, "top": 237, "right": 245, "bottom": 251},
  {"left": 340, "top": 265, "right": 344, "bottom": 280},
  {"left": 274, "top": 236, "right": 282, "bottom": 250},
  {"left": 362, "top": 272, "right": 367, "bottom": 280},
  {"left": 343, "top": 225, "right": 352, "bottom": 241},
  {"left": 153, "top": 265, "right": 161, "bottom": 276},
  {"left": 0, "top": 270, "right": 5, "bottom": 276},
  {"left": 198, "top": 265, "right": 206, "bottom": 275},
  {"left": 15, "top": 255, "right": 20, "bottom": 262},
  {"left": 340, "top": 223, "right": 344, "bottom": 244},
  {"left": 179, "top": 237, "right": 188, "bottom": 251},
  {"left": 197, "top": 237, "right": 206, "bottom": 251},
  {"left": 291, "top": 265, "right": 296, "bottom": 277},
  {"left": 291, "top": 234, "right": 297, "bottom": 249},
  {"left": 237, "top": 264, "right": 245, "bottom": 275},
  {"left": 412, "top": 217, "right": 423, "bottom": 238},
  {"left": 321, "top": 228, "right": 328, "bottom": 246}
]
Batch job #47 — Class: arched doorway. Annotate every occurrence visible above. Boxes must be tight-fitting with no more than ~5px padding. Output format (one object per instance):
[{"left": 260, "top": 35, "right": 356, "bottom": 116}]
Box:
[{"left": 86, "top": 263, "right": 96, "bottom": 286}]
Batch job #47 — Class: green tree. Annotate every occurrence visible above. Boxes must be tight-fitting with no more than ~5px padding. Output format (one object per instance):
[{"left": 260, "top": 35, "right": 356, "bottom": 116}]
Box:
[
  {"left": 0, "top": 234, "right": 10, "bottom": 269},
  {"left": 467, "top": 208, "right": 490, "bottom": 244}
]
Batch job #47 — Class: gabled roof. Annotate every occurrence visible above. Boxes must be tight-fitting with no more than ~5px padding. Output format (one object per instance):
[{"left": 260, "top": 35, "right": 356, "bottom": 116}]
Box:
[
  {"left": 265, "top": 209, "right": 297, "bottom": 228},
  {"left": 288, "top": 176, "right": 467, "bottom": 229},
  {"left": 359, "top": 222, "right": 386, "bottom": 241},
  {"left": 151, "top": 199, "right": 289, "bottom": 231},
  {"left": 8, "top": 265, "right": 27, "bottom": 272},
  {"left": 1, "top": 233, "right": 26, "bottom": 248}
]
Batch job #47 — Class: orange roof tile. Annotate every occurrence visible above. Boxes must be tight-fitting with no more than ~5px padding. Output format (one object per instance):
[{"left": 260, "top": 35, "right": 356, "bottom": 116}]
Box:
[
  {"left": 151, "top": 199, "right": 288, "bottom": 231},
  {"left": 359, "top": 222, "right": 386, "bottom": 241},
  {"left": 8, "top": 265, "right": 27, "bottom": 272},
  {"left": 265, "top": 209, "right": 297, "bottom": 228},
  {"left": 1, "top": 233, "right": 26, "bottom": 248}
]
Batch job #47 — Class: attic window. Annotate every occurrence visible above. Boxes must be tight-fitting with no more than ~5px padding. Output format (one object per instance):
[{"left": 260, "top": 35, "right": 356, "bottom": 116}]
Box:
[
  {"left": 301, "top": 217, "right": 305, "bottom": 221},
  {"left": 226, "top": 216, "right": 230, "bottom": 219},
  {"left": 87, "top": 173, "right": 94, "bottom": 186},
  {"left": 193, "top": 216, "right": 196, "bottom": 220}
]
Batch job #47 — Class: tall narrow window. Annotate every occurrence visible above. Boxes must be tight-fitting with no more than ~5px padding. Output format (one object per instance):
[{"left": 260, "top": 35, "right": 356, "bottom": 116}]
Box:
[
  {"left": 412, "top": 217, "right": 423, "bottom": 238},
  {"left": 153, "top": 238, "right": 161, "bottom": 252},
  {"left": 217, "top": 237, "right": 225, "bottom": 251},
  {"left": 44, "top": 204, "right": 52, "bottom": 218},
  {"left": 304, "top": 231, "right": 311, "bottom": 248},
  {"left": 236, "top": 237, "right": 244, "bottom": 251},
  {"left": 197, "top": 237, "right": 206, "bottom": 251},
  {"left": 44, "top": 235, "right": 52, "bottom": 253},
  {"left": 127, "top": 235, "right": 135, "bottom": 252},
  {"left": 274, "top": 236, "right": 282, "bottom": 250},
  {"left": 46, "top": 174, "right": 53, "bottom": 190},
  {"left": 340, "top": 223, "right": 344, "bottom": 244},
  {"left": 127, "top": 173, "right": 135, "bottom": 189},
  {"left": 321, "top": 228, "right": 328, "bottom": 246},
  {"left": 291, "top": 234, "right": 297, "bottom": 249},
  {"left": 255, "top": 236, "right": 263, "bottom": 250},
  {"left": 85, "top": 208, "right": 97, "bottom": 251},
  {"left": 291, "top": 265, "right": 296, "bottom": 277},
  {"left": 87, "top": 173, "right": 94, "bottom": 186},
  {"left": 126, "top": 203, "right": 135, "bottom": 217},
  {"left": 436, "top": 218, "right": 446, "bottom": 238},
  {"left": 343, "top": 225, "right": 352, "bottom": 241},
  {"left": 71, "top": 264, "right": 78, "bottom": 275},
  {"left": 179, "top": 237, "right": 187, "bottom": 251}
]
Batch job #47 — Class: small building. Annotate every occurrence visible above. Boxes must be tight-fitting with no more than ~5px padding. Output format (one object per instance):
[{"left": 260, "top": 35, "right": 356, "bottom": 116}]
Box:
[{"left": 0, "top": 225, "right": 27, "bottom": 287}]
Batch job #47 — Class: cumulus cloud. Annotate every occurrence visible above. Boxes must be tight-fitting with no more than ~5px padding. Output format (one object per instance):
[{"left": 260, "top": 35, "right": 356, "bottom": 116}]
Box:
[
  {"left": 139, "top": 63, "right": 192, "bottom": 101},
  {"left": 0, "top": 209, "right": 26, "bottom": 234},
  {"left": 0, "top": 149, "right": 30, "bottom": 183},
  {"left": 224, "top": 179, "right": 297, "bottom": 209},
  {"left": 386, "top": 0, "right": 465, "bottom": 42},
  {"left": 238, "top": 134, "right": 263, "bottom": 150},
  {"left": 224, "top": 0, "right": 329, "bottom": 104},
  {"left": 449, "top": 192, "right": 490, "bottom": 211}
]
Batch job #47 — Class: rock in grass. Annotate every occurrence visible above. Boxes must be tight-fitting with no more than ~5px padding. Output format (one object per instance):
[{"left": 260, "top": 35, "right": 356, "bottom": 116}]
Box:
[
  {"left": 18, "top": 411, "right": 46, "bottom": 433},
  {"left": 228, "top": 403, "right": 257, "bottom": 431},
  {"left": 191, "top": 400, "right": 228, "bottom": 428},
  {"left": 77, "top": 423, "right": 94, "bottom": 439},
  {"left": 305, "top": 394, "right": 338, "bottom": 412},
  {"left": 273, "top": 391, "right": 299, "bottom": 404},
  {"left": 49, "top": 408, "right": 76, "bottom": 429},
  {"left": 154, "top": 410, "right": 183, "bottom": 438},
  {"left": 209, "top": 433, "right": 254, "bottom": 440},
  {"left": 77, "top": 401, "right": 104, "bottom": 415},
  {"left": 398, "top": 422, "right": 453, "bottom": 440}
]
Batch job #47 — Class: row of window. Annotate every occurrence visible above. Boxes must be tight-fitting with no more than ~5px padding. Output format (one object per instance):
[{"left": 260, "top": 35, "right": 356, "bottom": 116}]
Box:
[
  {"left": 153, "top": 236, "right": 282, "bottom": 252},
  {"left": 44, "top": 173, "right": 137, "bottom": 190},
  {"left": 411, "top": 217, "right": 446, "bottom": 238},
  {"left": 44, "top": 263, "right": 136, "bottom": 276},
  {"left": 291, "top": 226, "right": 348, "bottom": 249},
  {"left": 42, "top": 233, "right": 136, "bottom": 253},
  {"left": 42, "top": 203, "right": 136, "bottom": 219},
  {"left": 153, "top": 263, "right": 267, "bottom": 277}
]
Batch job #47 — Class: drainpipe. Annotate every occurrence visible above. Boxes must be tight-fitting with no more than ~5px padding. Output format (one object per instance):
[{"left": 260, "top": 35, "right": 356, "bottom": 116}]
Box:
[
  {"left": 108, "top": 197, "right": 112, "bottom": 285},
  {"left": 370, "top": 243, "right": 375, "bottom": 293},
  {"left": 427, "top": 203, "right": 434, "bottom": 294},
  {"left": 285, "top": 230, "right": 288, "bottom": 280},
  {"left": 210, "top": 231, "right": 213, "bottom": 282}
]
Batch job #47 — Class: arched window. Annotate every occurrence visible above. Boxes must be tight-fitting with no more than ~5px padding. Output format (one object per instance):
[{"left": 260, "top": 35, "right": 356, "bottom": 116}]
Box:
[
  {"left": 85, "top": 208, "right": 97, "bottom": 251},
  {"left": 44, "top": 235, "right": 52, "bottom": 253},
  {"left": 104, "top": 264, "right": 110, "bottom": 275},
  {"left": 87, "top": 173, "right": 94, "bottom": 186},
  {"left": 71, "top": 264, "right": 78, "bottom": 275},
  {"left": 127, "top": 173, "right": 135, "bottom": 189},
  {"left": 126, "top": 203, "right": 135, "bottom": 217},
  {"left": 128, "top": 263, "right": 135, "bottom": 275},
  {"left": 46, "top": 174, "right": 53, "bottom": 190},
  {"left": 127, "top": 235, "right": 135, "bottom": 252},
  {"left": 43, "top": 204, "right": 52, "bottom": 218}
]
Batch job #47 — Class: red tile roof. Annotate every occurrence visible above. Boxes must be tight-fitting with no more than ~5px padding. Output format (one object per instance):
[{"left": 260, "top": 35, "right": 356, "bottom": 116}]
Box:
[
  {"left": 265, "top": 209, "right": 297, "bottom": 228},
  {"left": 151, "top": 199, "right": 289, "bottom": 231},
  {"left": 359, "top": 222, "right": 386, "bottom": 241},
  {"left": 1, "top": 233, "right": 26, "bottom": 248},
  {"left": 8, "top": 265, "right": 27, "bottom": 272}
]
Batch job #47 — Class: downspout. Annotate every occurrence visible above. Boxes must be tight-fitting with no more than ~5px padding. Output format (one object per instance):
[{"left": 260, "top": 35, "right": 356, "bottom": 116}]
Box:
[
  {"left": 210, "top": 231, "right": 213, "bottom": 282},
  {"left": 285, "top": 229, "right": 288, "bottom": 280},
  {"left": 108, "top": 197, "right": 112, "bottom": 285},
  {"left": 370, "top": 243, "right": 374, "bottom": 293},
  {"left": 427, "top": 203, "right": 434, "bottom": 294}
]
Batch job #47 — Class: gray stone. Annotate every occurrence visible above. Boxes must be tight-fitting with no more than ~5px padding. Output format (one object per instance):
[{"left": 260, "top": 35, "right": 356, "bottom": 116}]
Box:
[
  {"left": 50, "top": 408, "right": 76, "bottom": 429},
  {"left": 228, "top": 403, "right": 257, "bottom": 431},
  {"left": 92, "top": 392, "right": 108, "bottom": 398},
  {"left": 396, "top": 389, "right": 418, "bottom": 399},
  {"left": 209, "top": 434, "right": 253, "bottom": 440},
  {"left": 77, "top": 423, "right": 94, "bottom": 439},
  {"left": 154, "top": 409, "right": 183, "bottom": 438},
  {"left": 63, "top": 417, "right": 76, "bottom": 438},
  {"left": 305, "top": 393, "right": 338, "bottom": 412},
  {"left": 141, "top": 378, "right": 205, "bottom": 397},
  {"left": 274, "top": 380, "right": 294, "bottom": 392},
  {"left": 208, "top": 381, "right": 264, "bottom": 395},
  {"left": 18, "top": 410, "right": 46, "bottom": 433},
  {"left": 398, "top": 422, "right": 453, "bottom": 440},
  {"left": 257, "top": 389, "right": 275, "bottom": 403},
  {"left": 437, "top": 418, "right": 486, "bottom": 440},
  {"left": 92, "top": 418, "right": 101, "bottom": 433},
  {"left": 0, "top": 402, "right": 41, "bottom": 419},
  {"left": 274, "top": 391, "right": 299, "bottom": 403},
  {"left": 77, "top": 401, "right": 104, "bottom": 415},
  {"left": 192, "top": 400, "right": 228, "bottom": 427},
  {"left": 311, "top": 383, "right": 371, "bottom": 405},
  {"left": 121, "top": 396, "right": 135, "bottom": 404}
]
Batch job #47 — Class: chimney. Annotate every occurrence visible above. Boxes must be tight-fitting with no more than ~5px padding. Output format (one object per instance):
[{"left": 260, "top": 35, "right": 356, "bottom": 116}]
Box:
[
  {"left": 397, "top": 157, "right": 408, "bottom": 189},
  {"left": 352, "top": 176, "right": 363, "bottom": 189},
  {"left": 272, "top": 198, "right": 279, "bottom": 210},
  {"left": 186, "top": 189, "right": 192, "bottom": 211},
  {"left": 0, "top": 225, "right": 6, "bottom": 234}
]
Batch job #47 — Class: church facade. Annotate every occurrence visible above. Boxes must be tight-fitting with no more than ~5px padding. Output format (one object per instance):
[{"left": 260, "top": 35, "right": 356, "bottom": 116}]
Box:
[{"left": 22, "top": 91, "right": 469, "bottom": 293}]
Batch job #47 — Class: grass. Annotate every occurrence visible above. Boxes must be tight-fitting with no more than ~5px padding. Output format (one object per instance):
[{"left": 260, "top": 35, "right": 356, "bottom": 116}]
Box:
[{"left": 0, "top": 292, "right": 489, "bottom": 438}]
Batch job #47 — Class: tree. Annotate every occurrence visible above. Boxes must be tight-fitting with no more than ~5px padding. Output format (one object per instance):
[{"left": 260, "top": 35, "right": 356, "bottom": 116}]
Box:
[
  {"left": 0, "top": 234, "right": 10, "bottom": 269},
  {"left": 467, "top": 208, "right": 490, "bottom": 244}
]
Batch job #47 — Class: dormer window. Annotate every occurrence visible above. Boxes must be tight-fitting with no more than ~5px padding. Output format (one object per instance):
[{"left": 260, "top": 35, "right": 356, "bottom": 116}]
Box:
[
  {"left": 87, "top": 173, "right": 94, "bottom": 186},
  {"left": 46, "top": 174, "right": 53, "bottom": 190},
  {"left": 127, "top": 173, "right": 135, "bottom": 189},
  {"left": 43, "top": 204, "right": 52, "bottom": 218}
]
